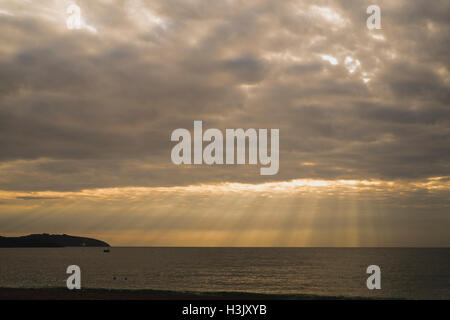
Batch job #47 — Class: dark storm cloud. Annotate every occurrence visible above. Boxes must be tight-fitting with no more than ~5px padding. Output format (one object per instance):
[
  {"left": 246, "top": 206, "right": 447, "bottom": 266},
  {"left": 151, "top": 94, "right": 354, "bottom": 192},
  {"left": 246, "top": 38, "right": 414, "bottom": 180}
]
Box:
[
  {"left": 380, "top": 62, "right": 450, "bottom": 104},
  {"left": 16, "top": 196, "right": 61, "bottom": 200},
  {"left": 0, "top": 0, "right": 449, "bottom": 191}
]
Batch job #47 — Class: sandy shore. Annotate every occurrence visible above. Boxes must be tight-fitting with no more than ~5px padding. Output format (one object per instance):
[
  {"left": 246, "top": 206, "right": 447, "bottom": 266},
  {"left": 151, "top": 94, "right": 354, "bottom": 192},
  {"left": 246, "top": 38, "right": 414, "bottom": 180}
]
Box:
[
  {"left": 0, "top": 287, "right": 282, "bottom": 300},
  {"left": 0, "top": 287, "right": 352, "bottom": 300},
  {"left": 0, "top": 287, "right": 249, "bottom": 300}
]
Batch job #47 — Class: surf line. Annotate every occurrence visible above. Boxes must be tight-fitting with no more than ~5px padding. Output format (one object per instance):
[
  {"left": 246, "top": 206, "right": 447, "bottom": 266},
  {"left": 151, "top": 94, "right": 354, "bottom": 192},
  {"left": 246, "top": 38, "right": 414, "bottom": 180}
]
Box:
[{"left": 171, "top": 120, "right": 279, "bottom": 175}]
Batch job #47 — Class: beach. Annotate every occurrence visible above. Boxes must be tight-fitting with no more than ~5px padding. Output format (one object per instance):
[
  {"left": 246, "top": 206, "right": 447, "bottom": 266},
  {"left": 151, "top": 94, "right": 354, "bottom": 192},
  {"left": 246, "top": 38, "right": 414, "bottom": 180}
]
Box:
[{"left": 0, "top": 287, "right": 352, "bottom": 300}]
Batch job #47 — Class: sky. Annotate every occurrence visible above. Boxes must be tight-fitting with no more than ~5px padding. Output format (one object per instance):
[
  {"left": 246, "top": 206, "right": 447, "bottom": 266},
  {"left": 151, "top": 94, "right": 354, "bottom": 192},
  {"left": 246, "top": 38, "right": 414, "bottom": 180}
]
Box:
[{"left": 0, "top": 0, "right": 449, "bottom": 246}]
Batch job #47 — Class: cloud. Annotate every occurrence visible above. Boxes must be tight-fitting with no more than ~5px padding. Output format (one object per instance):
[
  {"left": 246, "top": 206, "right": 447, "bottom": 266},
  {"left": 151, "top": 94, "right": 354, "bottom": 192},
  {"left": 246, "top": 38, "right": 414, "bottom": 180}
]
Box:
[
  {"left": 0, "top": 0, "right": 449, "bottom": 191},
  {"left": 16, "top": 196, "right": 61, "bottom": 200}
]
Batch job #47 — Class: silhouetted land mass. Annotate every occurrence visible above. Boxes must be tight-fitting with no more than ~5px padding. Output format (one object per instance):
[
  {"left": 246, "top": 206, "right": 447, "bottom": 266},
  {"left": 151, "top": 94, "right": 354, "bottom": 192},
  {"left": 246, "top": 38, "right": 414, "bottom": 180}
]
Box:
[{"left": 0, "top": 234, "right": 110, "bottom": 247}]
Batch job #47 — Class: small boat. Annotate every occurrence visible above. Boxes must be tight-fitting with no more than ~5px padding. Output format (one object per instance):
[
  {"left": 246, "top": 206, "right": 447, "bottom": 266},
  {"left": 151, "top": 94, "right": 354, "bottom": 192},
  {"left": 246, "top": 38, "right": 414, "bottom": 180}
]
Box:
[{"left": 103, "top": 247, "right": 110, "bottom": 253}]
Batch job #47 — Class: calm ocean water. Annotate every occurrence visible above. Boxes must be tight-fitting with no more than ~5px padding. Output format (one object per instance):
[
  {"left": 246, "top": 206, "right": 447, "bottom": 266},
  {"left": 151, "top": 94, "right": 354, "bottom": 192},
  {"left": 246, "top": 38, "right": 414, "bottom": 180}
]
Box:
[{"left": 1, "top": 248, "right": 449, "bottom": 299}]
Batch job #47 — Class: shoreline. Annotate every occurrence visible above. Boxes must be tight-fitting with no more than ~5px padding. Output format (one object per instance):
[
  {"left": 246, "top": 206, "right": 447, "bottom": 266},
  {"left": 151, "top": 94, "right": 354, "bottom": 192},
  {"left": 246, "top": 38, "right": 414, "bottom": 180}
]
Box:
[{"left": 0, "top": 287, "right": 365, "bottom": 300}]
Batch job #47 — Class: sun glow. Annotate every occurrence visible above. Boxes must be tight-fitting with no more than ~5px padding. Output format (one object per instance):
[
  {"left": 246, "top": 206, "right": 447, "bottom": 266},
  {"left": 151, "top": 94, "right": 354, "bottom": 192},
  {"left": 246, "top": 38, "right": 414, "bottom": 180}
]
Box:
[
  {"left": 1, "top": 176, "right": 449, "bottom": 246},
  {"left": 1, "top": 177, "right": 448, "bottom": 201}
]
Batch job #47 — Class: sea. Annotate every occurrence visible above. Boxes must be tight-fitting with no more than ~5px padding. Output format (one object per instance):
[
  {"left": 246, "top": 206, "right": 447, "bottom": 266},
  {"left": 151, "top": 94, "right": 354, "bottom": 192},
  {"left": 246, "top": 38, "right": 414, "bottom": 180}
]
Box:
[{"left": 1, "top": 247, "right": 449, "bottom": 299}]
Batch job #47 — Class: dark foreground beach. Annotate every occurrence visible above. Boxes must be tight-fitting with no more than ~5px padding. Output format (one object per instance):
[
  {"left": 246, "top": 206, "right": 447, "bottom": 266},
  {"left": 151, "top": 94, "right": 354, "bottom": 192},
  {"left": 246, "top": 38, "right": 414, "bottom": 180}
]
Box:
[{"left": 0, "top": 288, "right": 360, "bottom": 300}]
